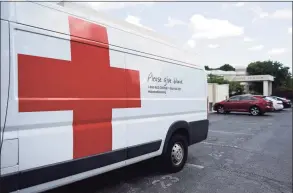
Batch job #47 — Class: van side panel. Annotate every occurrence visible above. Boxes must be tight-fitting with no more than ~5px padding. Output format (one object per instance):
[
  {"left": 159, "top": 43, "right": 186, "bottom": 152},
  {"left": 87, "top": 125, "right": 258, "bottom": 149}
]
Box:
[
  {"left": 109, "top": 31, "right": 207, "bottom": 166},
  {"left": 2, "top": 16, "right": 129, "bottom": 193},
  {"left": 10, "top": 1, "right": 128, "bottom": 172},
  {"left": 125, "top": 54, "right": 207, "bottom": 165},
  {"left": 1, "top": 2, "right": 209, "bottom": 193},
  {"left": 7, "top": 23, "right": 74, "bottom": 172},
  {"left": 124, "top": 52, "right": 206, "bottom": 142}
]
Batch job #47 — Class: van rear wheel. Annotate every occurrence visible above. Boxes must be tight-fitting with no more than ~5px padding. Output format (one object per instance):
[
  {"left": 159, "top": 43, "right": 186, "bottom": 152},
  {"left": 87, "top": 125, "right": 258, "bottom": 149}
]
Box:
[{"left": 162, "top": 134, "right": 188, "bottom": 173}]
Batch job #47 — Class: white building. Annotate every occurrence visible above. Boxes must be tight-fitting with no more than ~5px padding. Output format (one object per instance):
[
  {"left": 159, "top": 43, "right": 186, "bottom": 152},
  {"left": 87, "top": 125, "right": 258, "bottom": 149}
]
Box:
[{"left": 206, "top": 66, "right": 274, "bottom": 96}]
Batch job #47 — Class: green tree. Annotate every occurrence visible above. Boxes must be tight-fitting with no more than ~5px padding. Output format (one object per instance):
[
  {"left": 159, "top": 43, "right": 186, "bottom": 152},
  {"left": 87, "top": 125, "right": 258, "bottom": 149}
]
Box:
[
  {"left": 229, "top": 81, "right": 244, "bottom": 95},
  {"left": 286, "top": 77, "right": 293, "bottom": 89},
  {"left": 205, "top": 64, "right": 235, "bottom": 71},
  {"left": 204, "top": 65, "right": 211, "bottom": 70},
  {"left": 246, "top": 60, "right": 292, "bottom": 93},
  {"left": 207, "top": 74, "right": 229, "bottom": 84},
  {"left": 207, "top": 74, "right": 244, "bottom": 96},
  {"left": 218, "top": 64, "right": 235, "bottom": 71}
]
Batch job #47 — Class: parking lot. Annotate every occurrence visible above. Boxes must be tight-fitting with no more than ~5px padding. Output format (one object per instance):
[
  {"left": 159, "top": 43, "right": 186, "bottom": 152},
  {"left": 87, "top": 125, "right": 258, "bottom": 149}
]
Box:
[{"left": 48, "top": 109, "right": 292, "bottom": 193}]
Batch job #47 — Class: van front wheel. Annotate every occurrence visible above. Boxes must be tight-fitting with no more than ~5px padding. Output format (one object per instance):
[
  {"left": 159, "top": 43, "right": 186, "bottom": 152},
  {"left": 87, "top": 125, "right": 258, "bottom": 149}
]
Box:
[{"left": 162, "top": 134, "right": 188, "bottom": 173}]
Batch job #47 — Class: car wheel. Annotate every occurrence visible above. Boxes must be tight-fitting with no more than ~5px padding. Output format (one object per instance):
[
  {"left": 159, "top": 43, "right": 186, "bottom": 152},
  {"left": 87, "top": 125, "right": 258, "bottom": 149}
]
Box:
[
  {"left": 250, "top": 106, "right": 261, "bottom": 116},
  {"left": 217, "top": 105, "right": 225, "bottom": 114},
  {"left": 162, "top": 134, "right": 188, "bottom": 173}
]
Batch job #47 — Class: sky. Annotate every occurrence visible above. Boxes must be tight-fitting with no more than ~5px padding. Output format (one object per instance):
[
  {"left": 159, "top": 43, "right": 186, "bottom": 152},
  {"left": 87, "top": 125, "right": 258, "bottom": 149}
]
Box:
[{"left": 75, "top": 1, "right": 292, "bottom": 70}]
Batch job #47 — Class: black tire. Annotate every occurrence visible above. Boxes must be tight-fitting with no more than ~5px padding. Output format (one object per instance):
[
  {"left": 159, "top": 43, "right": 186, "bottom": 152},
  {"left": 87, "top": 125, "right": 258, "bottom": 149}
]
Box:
[
  {"left": 162, "top": 134, "right": 188, "bottom": 173},
  {"left": 249, "top": 106, "right": 261, "bottom": 116},
  {"left": 216, "top": 105, "right": 225, "bottom": 114}
]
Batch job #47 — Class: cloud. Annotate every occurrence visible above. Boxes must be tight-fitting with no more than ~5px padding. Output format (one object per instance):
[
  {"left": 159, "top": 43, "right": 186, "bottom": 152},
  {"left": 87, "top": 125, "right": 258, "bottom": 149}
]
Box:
[
  {"left": 250, "top": 6, "right": 269, "bottom": 22},
  {"left": 164, "top": 17, "right": 187, "bottom": 28},
  {"left": 221, "top": 3, "right": 229, "bottom": 9},
  {"left": 187, "top": 39, "right": 196, "bottom": 48},
  {"left": 289, "top": 27, "right": 292, "bottom": 34},
  {"left": 270, "top": 9, "right": 292, "bottom": 20},
  {"left": 243, "top": 37, "right": 254, "bottom": 42},
  {"left": 268, "top": 48, "right": 286, "bottom": 55},
  {"left": 251, "top": 7, "right": 292, "bottom": 23},
  {"left": 235, "top": 2, "right": 245, "bottom": 7},
  {"left": 208, "top": 44, "right": 220, "bottom": 49},
  {"left": 222, "top": 2, "right": 245, "bottom": 9},
  {"left": 189, "top": 14, "right": 244, "bottom": 39},
  {"left": 248, "top": 45, "right": 264, "bottom": 51},
  {"left": 86, "top": 1, "right": 154, "bottom": 11},
  {"left": 125, "top": 15, "right": 153, "bottom": 31}
]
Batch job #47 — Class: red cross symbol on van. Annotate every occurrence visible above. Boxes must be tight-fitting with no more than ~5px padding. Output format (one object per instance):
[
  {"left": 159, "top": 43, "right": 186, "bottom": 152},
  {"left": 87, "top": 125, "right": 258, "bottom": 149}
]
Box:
[{"left": 18, "top": 16, "right": 141, "bottom": 159}]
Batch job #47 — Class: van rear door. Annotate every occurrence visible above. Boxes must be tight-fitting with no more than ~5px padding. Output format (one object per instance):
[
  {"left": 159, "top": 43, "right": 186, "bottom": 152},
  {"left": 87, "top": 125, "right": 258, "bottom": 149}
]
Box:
[
  {"left": 1, "top": 19, "right": 19, "bottom": 176},
  {"left": 1, "top": 20, "right": 10, "bottom": 144}
]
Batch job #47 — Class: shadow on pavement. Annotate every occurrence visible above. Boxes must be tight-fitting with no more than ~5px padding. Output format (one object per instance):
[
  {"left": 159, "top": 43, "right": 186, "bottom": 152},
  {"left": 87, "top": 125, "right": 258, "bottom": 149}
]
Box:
[{"left": 45, "top": 157, "right": 163, "bottom": 193}]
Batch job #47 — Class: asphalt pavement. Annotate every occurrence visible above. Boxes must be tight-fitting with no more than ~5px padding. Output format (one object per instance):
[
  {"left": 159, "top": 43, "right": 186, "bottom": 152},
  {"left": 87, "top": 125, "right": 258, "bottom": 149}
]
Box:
[{"left": 47, "top": 109, "right": 292, "bottom": 193}]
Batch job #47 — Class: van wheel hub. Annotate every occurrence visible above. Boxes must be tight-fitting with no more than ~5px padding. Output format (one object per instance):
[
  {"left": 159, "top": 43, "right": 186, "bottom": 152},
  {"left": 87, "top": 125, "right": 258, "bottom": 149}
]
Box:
[{"left": 171, "top": 143, "right": 184, "bottom": 166}]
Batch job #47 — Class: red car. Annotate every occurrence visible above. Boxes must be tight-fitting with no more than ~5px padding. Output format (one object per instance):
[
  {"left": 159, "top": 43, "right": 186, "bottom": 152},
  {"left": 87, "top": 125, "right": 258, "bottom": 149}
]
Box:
[{"left": 213, "top": 94, "right": 274, "bottom": 116}]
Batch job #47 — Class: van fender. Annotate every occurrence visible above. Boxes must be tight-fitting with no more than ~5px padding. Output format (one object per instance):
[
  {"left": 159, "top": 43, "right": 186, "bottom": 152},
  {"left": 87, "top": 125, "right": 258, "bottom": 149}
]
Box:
[{"left": 162, "top": 120, "right": 190, "bottom": 154}]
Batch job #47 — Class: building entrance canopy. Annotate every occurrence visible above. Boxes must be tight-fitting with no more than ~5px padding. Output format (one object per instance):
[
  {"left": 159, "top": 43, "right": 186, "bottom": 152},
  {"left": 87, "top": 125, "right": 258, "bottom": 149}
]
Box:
[{"left": 206, "top": 68, "right": 274, "bottom": 96}]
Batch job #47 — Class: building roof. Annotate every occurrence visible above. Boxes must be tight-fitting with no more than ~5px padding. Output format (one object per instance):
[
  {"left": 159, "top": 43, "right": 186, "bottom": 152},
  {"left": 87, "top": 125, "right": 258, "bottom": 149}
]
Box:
[{"left": 234, "top": 65, "right": 247, "bottom": 71}]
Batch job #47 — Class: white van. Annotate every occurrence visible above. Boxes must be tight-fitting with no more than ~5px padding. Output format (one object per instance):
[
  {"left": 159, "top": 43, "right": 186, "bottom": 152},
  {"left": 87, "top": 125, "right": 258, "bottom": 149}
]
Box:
[{"left": 0, "top": 2, "right": 209, "bottom": 193}]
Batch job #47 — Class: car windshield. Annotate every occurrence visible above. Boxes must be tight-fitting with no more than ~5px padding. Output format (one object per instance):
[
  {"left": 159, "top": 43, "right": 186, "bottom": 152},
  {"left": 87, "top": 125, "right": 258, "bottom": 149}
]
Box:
[
  {"left": 264, "top": 96, "right": 274, "bottom": 101},
  {"left": 261, "top": 96, "right": 270, "bottom": 101},
  {"left": 264, "top": 98, "right": 271, "bottom": 102},
  {"left": 271, "top": 96, "right": 281, "bottom": 100}
]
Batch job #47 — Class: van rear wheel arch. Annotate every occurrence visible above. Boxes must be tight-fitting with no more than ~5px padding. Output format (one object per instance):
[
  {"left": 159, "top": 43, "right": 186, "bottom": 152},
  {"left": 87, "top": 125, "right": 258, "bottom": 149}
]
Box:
[{"left": 162, "top": 121, "right": 190, "bottom": 154}]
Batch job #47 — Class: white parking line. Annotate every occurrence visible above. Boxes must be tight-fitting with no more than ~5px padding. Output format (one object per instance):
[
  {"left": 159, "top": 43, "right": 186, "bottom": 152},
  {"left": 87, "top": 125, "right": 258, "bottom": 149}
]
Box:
[
  {"left": 209, "top": 130, "right": 254, "bottom": 136},
  {"left": 201, "top": 142, "right": 240, "bottom": 149},
  {"left": 186, "top": 163, "right": 205, "bottom": 169}
]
